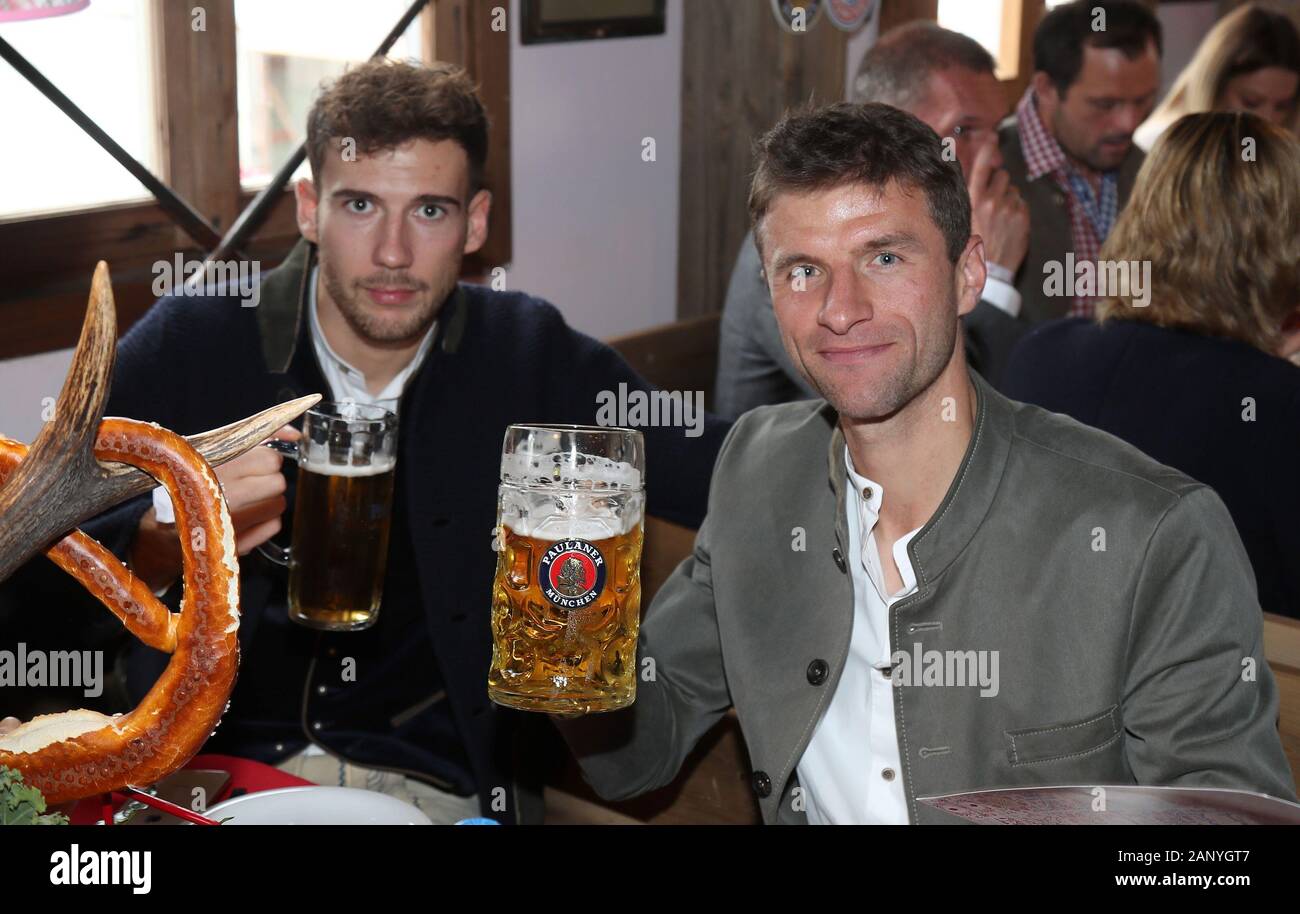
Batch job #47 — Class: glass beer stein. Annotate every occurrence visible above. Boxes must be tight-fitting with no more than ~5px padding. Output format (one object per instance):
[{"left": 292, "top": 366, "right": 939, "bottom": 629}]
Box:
[
  {"left": 260, "top": 401, "right": 398, "bottom": 631},
  {"left": 488, "top": 424, "right": 645, "bottom": 714}
]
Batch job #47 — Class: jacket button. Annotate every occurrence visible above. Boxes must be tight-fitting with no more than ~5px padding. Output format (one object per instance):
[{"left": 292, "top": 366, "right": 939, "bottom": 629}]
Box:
[
  {"left": 831, "top": 547, "right": 847, "bottom": 574},
  {"left": 806, "top": 659, "right": 829, "bottom": 685},
  {"left": 751, "top": 770, "right": 772, "bottom": 798}
]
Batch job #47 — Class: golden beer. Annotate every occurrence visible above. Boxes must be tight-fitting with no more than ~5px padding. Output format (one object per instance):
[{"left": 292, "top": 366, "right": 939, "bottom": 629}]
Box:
[
  {"left": 489, "top": 520, "right": 643, "bottom": 713},
  {"left": 487, "top": 424, "right": 646, "bottom": 713},
  {"left": 260, "top": 401, "right": 400, "bottom": 632},
  {"left": 287, "top": 460, "right": 396, "bottom": 630}
]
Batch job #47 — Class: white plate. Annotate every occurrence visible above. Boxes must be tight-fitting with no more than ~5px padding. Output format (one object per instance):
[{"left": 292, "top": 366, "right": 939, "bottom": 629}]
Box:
[{"left": 204, "top": 786, "right": 433, "bottom": 825}]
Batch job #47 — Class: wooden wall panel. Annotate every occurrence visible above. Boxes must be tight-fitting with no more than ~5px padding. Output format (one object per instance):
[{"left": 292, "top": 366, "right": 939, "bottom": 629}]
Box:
[
  {"left": 878, "top": 0, "right": 938, "bottom": 34},
  {"left": 431, "top": 0, "right": 512, "bottom": 273},
  {"left": 153, "top": 0, "right": 241, "bottom": 243},
  {"left": 676, "top": 0, "right": 848, "bottom": 319},
  {"left": 0, "top": 191, "right": 298, "bottom": 360},
  {"left": 1007, "top": 0, "right": 1046, "bottom": 110}
]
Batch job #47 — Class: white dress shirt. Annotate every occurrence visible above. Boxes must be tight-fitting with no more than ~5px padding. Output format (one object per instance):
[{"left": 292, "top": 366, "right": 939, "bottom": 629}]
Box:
[
  {"left": 306, "top": 264, "right": 438, "bottom": 416},
  {"left": 980, "top": 262, "right": 1022, "bottom": 318},
  {"left": 151, "top": 265, "right": 436, "bottom": 523},
  {"left": 796, "top": 446, "right": 920, "bottom": 824}
]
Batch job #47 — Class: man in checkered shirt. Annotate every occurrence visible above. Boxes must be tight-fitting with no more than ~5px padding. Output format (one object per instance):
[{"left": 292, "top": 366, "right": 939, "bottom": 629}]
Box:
[{"left": 998, "top": 1, "right": 1161, "bottom": 322}]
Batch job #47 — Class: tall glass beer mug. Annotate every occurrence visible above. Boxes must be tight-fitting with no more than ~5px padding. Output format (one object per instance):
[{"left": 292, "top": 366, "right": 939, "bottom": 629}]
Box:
[
  {"left": 259, "top": 402, "right": 398, "bottom": 631},
  {"left": 488, "top": 424, "right": 645, "bottom": 714}
]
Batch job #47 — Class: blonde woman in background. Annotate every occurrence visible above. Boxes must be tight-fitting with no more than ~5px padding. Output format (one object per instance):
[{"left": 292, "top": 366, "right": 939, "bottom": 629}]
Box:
[
  {"left": 1135, "top": 3, "right": 1299, "bottom": 150},
  {"left": 1004, "top": 112, "right": 1300, "bottom": 616}
]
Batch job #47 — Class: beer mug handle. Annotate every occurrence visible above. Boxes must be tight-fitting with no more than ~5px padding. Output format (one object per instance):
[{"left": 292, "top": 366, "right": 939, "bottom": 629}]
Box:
[{"left": 255, "top": 439, "right": 298, "bottom": 568}]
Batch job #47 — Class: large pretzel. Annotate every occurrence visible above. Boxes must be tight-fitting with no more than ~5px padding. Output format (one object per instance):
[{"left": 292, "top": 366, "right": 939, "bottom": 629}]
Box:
[
  {"left": 0, "top": 263, "right": 318, "bottom": 804},
  {"left": 0, "top": 423, "right": 239, "bottom": 803}
]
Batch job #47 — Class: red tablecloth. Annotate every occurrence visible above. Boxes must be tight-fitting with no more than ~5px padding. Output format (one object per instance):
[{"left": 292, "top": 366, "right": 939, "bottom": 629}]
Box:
[{"left": 68, "top": 754, "right": 315, "bottom": 825}]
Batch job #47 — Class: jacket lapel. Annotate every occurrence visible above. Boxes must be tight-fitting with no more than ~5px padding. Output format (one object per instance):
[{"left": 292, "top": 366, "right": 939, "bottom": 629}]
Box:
[
  {"left": 257, "top": 239, "right": 315, "bottom": 374},
  {"left": 905, "top": 373, "right": 1011, "bottom": 586},
  {"left": 824, "top": 373, "right": 1010, "bottom": 589}
]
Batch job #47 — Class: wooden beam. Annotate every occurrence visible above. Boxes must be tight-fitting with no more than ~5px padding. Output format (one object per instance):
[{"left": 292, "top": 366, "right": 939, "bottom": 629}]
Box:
[
  {"left": 152, "top": 0, "right": 241, "bottom": 246},
  {"left": 677, "top": 0, "right": 847, "bottom": 319},
  {"left": 998, "top": 0, "right": 1025, "bottom": 81},
  {"left": 431, "top": 0, "right": 512, "bottom": 272},
  {"left": 878, "top": 0, "right": 938, "bottom": 35},
  {"left": 1006, "top": 0, "right": 1046, "bottom": 109}
]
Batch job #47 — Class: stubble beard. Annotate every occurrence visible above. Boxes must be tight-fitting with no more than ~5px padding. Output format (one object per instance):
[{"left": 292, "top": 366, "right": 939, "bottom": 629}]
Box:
[
  {"left": 319, "top": 254, "right": 448, "bottom": 346},
  {"left": 805, "top": 289, "right": 960, "bottom": 423},
  {"left": 1052, "top": 107, "right": 1128, "bottom": 173}
]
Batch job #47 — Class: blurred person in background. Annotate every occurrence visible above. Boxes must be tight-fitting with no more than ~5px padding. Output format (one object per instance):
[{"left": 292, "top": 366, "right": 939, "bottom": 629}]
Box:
[
  {"left": 999, "top": 0, "right": 1162, "bottom": 321},
  {"left": 1136, "top": 3, "right": 1300, "bottom": 150},
  {"left": 1004, "top": 112, "right": 1300, "bottom": 617}
]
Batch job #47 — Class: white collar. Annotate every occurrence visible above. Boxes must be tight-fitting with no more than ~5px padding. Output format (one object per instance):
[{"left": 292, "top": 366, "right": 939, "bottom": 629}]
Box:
[
  {"left": 307, "top": 264, "right": 437, "bottom": 408},
  {"left": 844, "top": 444, "right": 884, "bottom": 518},
  {"left": 844, "top": 444, "right": 920, "bottom": 601}
]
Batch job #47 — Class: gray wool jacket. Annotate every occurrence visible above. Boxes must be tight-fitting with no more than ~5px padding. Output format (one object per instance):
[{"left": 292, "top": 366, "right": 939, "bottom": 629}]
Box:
[{"left": 556, "top": 371, "right": 1297, "bottom": 823}]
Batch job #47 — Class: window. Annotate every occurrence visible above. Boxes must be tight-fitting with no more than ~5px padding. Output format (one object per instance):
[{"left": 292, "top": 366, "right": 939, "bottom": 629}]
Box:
[
  {"left": 0, "top": 0, "right": 157, "bottom": 219},
  {"left": 0, "top": 0, "right": 510, "bottom": 362},
  {"left": 235, "top": 0, "right": 425, "bottom": 189},
  {"left": 937, "top": 0, "right": 1023, "bottom": 82}
]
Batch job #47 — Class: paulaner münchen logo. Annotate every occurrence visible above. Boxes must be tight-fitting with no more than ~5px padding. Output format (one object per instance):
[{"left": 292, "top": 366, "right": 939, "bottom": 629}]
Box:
[{"left": 539, "top": 539, "right": 607, "bottom": 610}]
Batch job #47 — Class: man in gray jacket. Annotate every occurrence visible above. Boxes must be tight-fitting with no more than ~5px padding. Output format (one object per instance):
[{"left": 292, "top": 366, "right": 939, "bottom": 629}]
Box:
[
  {"left": 554, "top": 103, "right": 1295, "bottom": 824},
  {"left": 716, "top": 23, "right": 1030, "bottom": 416}
]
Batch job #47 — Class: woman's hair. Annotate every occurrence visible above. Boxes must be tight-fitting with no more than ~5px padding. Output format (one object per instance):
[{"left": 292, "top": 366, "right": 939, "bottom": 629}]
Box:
[
  {"left": 1143, "top": 4, "right": 1300, "bottom": 132},
  {"left": 1096, "top": 111, "right": 1300, "bottom": 353}
]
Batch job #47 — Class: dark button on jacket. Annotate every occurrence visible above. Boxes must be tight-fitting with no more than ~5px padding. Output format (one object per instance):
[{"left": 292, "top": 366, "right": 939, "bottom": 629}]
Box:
[{"left": 806, "top": 659, "right": 829, "bottom": 686}]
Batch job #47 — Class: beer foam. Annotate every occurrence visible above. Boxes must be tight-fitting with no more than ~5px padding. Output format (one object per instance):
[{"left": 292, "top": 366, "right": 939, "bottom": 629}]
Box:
[
  {"left": 499, "top": 485, "right": 644, "bottom": 540},
  {"left": 500, "top": 450, "right": 642, "bottom": 490},
  {"left": 298, "top": 454, "right": 396, "bottom": 476}
]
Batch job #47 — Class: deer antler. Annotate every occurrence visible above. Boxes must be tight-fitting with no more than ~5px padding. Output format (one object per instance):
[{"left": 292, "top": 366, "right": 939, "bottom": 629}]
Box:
[{"left": 0, "top": 261, "right": 320, "bottom": 583}]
